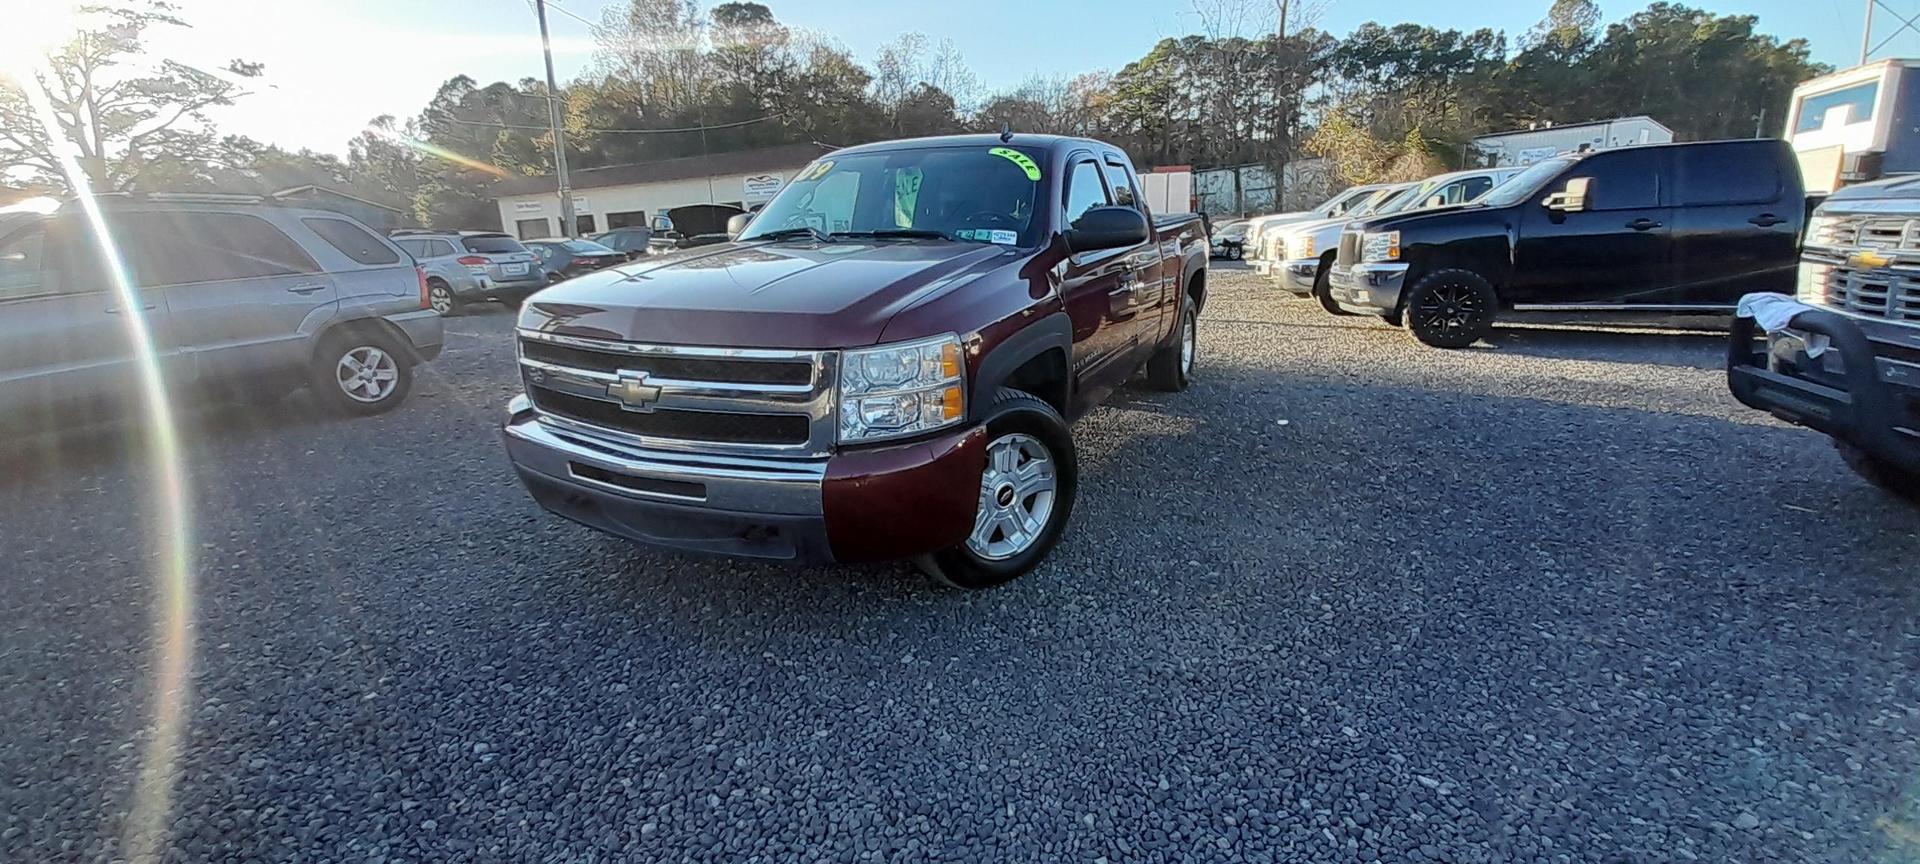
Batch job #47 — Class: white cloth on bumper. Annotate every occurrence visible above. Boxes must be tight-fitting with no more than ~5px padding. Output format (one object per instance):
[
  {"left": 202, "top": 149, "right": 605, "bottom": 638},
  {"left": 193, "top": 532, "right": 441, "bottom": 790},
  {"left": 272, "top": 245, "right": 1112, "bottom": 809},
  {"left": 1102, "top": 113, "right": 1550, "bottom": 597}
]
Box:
[{"left": 1736, "top": 292, "right": 1831, "bottom": 358}]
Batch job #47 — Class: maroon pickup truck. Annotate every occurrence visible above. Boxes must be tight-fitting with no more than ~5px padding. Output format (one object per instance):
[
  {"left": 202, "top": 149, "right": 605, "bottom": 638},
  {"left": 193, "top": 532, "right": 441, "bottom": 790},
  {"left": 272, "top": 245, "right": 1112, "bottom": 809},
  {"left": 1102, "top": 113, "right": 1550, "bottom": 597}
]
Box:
[{"left": 502, "top": 134, "right": 1209, "bottom": 588}]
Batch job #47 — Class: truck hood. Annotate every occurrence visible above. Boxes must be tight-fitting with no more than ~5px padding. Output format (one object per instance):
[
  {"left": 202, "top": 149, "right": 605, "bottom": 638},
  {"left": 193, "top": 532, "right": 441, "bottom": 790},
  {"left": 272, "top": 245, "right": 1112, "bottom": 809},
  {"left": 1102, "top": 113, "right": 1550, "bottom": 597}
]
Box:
[{"left": 519, "top": 239, "right": 1017, "bottom": 349}]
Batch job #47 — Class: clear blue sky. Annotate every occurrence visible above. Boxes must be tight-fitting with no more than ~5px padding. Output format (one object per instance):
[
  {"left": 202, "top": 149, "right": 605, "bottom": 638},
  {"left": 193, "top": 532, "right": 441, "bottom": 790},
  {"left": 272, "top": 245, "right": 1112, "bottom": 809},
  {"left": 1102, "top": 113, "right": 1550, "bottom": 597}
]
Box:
[{"left": 153, "top": 0, "right": 1920, "bottom": 155}]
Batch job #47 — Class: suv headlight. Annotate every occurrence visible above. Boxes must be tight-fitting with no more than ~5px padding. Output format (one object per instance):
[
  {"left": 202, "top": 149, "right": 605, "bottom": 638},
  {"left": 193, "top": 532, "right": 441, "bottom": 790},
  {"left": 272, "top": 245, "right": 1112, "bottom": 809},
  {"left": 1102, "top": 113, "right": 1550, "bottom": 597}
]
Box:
[
  {"left": 1360, "top": 231, "right": 1400, "bottom": 262},
  {"left": 838, "top": 333, "right": 965, "bottom": 443}
]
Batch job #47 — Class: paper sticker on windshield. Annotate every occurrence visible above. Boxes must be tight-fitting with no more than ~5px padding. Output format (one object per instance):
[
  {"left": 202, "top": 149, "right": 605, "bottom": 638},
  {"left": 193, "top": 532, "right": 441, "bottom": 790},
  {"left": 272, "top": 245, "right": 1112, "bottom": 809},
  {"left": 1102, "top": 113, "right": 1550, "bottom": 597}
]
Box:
[
  {"left": 797, "top": 160, "right": 834, "bottom": 182},
  {"left": 989, "top": 147, "right": 1040, "bottom": 181},
  {"left": 989, "top": 229, "right": 1018, "bottom": 245}
]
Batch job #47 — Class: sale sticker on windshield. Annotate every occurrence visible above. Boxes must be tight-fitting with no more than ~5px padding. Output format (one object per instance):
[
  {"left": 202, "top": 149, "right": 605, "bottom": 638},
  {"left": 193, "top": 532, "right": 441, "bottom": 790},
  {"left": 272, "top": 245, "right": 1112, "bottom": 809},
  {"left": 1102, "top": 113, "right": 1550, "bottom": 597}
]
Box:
[
  {"left": 957, "top": 229, "right": 1019, "bottom": 245},
  {"left": 797, "top": 161, "right": 834, "bottom": 182},
  {"left": 989, "top": 147, "right": 1041, "bottom": 181}
]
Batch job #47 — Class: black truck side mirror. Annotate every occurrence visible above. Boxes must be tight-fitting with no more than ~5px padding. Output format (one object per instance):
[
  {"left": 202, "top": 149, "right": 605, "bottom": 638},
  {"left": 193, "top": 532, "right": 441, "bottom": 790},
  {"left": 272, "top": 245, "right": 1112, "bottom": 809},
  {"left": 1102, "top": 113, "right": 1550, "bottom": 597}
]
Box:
[
  {"left": 1065, "top": 206, "right": 1149, "bottom": 253},
  {"left": 1544, "top": 177, "right": 1591, "bottom": 212}
]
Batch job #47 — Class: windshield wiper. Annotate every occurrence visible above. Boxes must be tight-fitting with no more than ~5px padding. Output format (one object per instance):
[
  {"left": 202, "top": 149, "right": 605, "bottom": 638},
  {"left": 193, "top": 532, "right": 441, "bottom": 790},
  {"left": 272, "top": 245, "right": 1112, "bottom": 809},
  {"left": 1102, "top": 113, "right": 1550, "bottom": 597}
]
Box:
[
  {"left": 746, "top": 226, "right": 833, "bottom": 243},
  {"left": 835, "top": 229, "right": 950, "bottom": 240}
]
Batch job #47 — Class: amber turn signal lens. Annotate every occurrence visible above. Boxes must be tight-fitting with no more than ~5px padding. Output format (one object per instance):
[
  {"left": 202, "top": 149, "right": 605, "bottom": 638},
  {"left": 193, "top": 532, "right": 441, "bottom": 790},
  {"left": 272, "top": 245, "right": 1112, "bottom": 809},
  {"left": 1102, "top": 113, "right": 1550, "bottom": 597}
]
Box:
[
  {"left": 940, "top": 342, "right": 962, "bottom": 379},
  {"left": 941, "top": 384, "right": 964, "bottom": 421}
]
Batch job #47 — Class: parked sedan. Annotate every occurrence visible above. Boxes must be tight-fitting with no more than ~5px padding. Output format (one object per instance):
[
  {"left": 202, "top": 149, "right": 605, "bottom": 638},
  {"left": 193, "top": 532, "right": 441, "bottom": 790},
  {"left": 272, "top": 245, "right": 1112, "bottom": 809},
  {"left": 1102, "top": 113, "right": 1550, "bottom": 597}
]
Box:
[
  {"left": 525, "top": 239, "right": 627, "bottom": 283},
  {"left": 586, "top": 227, "right": 652, "bottom": 261},
  {"left": 1210, "top": 220, "right": 1249, "bottom": 259}
]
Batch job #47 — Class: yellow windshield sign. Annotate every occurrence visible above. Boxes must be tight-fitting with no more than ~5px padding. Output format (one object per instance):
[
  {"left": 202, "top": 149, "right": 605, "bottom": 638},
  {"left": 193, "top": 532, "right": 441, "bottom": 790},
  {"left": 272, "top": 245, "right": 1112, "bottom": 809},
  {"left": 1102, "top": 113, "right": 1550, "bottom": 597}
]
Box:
[{"left": 989, "top": 147, "right": 1041, "bottom": 181}]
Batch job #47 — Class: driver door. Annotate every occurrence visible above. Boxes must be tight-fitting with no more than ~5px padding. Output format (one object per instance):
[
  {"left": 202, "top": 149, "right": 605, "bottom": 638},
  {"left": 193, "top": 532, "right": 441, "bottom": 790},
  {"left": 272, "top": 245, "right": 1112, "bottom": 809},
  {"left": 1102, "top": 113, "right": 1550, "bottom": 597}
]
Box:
[
  {"left": 1057, "top": 155, "right": 1138, "bottom": 412},
  {"left": 1510, "top": 148, "right": 1674, "bottom": 306}
]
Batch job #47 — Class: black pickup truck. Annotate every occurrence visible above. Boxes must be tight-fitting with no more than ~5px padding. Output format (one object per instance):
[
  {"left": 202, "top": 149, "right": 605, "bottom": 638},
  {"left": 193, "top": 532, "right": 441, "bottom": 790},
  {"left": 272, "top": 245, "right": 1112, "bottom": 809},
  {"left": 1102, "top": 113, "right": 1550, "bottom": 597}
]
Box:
[{"left": 1330, "top": 139, "right": 1807, "bottom": 347}]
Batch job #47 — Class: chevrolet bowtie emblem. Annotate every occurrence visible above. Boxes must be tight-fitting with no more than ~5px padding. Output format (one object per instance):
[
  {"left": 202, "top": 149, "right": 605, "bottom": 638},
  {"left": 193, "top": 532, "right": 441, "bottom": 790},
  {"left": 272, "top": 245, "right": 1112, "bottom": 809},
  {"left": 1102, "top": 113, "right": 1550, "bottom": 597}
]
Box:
[
  {"left": 608, "top": 370, "right": 663, "bottom": 412},
  {"left": 1849, "top": 248, "right": 1894, "bottom": 269}
]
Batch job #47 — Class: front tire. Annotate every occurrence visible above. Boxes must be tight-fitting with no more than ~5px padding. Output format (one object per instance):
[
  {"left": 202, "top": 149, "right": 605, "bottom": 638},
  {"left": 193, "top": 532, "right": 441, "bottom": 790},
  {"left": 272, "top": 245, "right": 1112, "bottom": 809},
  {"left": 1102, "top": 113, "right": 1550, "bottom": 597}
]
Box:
[
  {"left": 310, "top": 330, "right": 414, "bottom": 416},
  {"left": 1836, "top": 440, "right": 1920, "bottom": 505},
  {"left": 917, "top": 389, "right": 1078, "bottom": 590},
  {"left": 1402, "top": 268, "right": 1497, "bottom": 348},
  {"left": 1311, "top": 264, "right": 1353, "bottom": 316}
]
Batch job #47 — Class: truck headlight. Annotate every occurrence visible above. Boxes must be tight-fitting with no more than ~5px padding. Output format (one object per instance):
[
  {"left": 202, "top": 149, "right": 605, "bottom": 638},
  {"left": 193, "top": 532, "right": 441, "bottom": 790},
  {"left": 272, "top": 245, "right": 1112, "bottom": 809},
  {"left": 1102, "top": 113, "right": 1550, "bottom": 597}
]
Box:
[
  {"left": 1288, "top": 234, "right": 1315, "bottom": 259},
  {"left": 838, "top": 333, "right": 965, "bottom": 443},
  {"left": 1360, "top": 231, "right": 1400, "bottom": 262}
]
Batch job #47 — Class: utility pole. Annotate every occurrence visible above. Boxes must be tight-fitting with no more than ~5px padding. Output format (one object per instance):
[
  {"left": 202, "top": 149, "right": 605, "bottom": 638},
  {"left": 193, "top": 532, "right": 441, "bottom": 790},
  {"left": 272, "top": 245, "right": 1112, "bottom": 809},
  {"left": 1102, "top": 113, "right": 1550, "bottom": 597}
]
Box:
[
  {"left": 1862, "top": 0, "right": 1875, "bottom": 64},
  {"left": 1277, "top": 0, "right": 1288, "bottom": 40},
  {"left": 536, "top": 0, "right": 576, "bottom": 238}
]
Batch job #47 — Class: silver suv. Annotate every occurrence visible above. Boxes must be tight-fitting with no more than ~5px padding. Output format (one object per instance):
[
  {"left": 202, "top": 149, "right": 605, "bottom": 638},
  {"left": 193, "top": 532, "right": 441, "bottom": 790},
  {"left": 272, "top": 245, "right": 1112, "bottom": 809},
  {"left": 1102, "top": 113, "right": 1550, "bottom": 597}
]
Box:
[
  {"left": 0, "top": 194, "right": 442, "bottom": 418},
  {"left": 389, "top": 229, "right": 544, "bottom": 315}
]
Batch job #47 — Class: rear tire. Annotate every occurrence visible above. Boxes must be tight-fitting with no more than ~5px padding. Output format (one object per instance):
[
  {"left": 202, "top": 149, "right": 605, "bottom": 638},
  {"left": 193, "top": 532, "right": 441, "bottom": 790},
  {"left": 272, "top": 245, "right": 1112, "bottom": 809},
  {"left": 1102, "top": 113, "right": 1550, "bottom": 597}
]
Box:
[
  {"left": 1146, "top": 295, "right": 1197, "bottom": 391},
  {"left": 310, "top": 329, "right": 414, "bottom": 417},
  {"left": 1402, "top": 268, "right": 1497, "bottom": 348},
  {"left": 1836, "top": 440, "right": 1920, "bottom": 505},
  {"left": 426, "top": 279, "right": 458, "bottom": 317},
  {"left": 916, "top": 389, "right": 1077, "bottom": 590}
]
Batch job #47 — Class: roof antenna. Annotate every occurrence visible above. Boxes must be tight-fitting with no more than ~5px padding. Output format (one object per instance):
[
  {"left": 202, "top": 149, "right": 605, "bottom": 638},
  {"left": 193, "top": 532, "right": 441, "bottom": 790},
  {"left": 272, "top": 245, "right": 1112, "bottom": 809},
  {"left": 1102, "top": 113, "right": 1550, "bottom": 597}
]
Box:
[{"left": 998, "top": 122, "right": 1012, "bottom": 143}]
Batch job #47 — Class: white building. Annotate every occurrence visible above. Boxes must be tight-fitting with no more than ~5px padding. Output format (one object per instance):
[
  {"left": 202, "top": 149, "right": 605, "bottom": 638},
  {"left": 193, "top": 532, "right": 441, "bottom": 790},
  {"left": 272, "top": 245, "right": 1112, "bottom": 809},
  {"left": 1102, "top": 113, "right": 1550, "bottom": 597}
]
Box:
[
  {"left": 492, "top": 143, "right": 827, "bottom": 239},
  {"left": 1471, "top": 117, "right": 1674, "bottom": 167}
]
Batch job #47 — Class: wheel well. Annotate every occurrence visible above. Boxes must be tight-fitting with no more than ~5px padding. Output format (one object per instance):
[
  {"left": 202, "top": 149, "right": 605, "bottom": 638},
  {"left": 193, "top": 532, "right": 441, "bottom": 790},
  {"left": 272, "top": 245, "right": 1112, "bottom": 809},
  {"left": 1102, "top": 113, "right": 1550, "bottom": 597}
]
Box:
[
  {"left": 1186, "top": 268, "right": 1207, "bottom": 315},
  {"left": 312, "top": 317, "right": 420, "bottom": 366},
  {"left": 425, "top": 275, "right": 449, "bottom": 287},
  {"left": 1000, "top": 347, "right": 1069, "bottom": 417}
]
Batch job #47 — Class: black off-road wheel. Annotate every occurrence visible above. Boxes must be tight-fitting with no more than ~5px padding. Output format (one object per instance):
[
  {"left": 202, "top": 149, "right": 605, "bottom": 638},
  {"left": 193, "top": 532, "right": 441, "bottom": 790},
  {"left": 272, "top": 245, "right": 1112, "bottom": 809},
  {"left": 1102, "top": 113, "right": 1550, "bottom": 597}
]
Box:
[
  {"left": 1146, "top": 295, "right": 1197, "bottom": 391},
  {"left": 915, "top": 389, "right": 1078, "bottom": 590},
  {"left": 1836, "top": 440, "right": 1920, "bottom": 505},
  {"left": 1402, "top": 268, "right": 1498, "bottom": 348}
]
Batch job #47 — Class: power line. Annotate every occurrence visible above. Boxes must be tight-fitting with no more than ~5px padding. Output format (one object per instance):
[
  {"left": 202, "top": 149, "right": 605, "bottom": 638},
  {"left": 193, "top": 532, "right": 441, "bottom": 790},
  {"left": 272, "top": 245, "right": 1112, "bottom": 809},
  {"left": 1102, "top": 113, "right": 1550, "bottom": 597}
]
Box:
[
  {"left": 538, "top": 0, "right": 605, "bottom": 32},
  {"left": 438, "top": 113, "right": 786, "bottom": 135}
]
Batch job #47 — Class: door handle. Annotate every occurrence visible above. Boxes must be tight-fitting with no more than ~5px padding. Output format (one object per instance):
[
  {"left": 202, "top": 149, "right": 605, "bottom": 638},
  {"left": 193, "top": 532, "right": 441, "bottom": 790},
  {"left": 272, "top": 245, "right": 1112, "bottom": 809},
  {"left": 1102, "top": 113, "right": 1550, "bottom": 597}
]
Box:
[
  {"left": 286, "top": 283, "right": 328, "bottom": 294},
  {"left": 1749, "top": 213, "right": 1786, "bottom": 227},
  {"left": 105, "top": 303, "right": 158, "bottom": 314},
  {"left": 1626, "top": 218, "right": 1662, "bottom": 231}
]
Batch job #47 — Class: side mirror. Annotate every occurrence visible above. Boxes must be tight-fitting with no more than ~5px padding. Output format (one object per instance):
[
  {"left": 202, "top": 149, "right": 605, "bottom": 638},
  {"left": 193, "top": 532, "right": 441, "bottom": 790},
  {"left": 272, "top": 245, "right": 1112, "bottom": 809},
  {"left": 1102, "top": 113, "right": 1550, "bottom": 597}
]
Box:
[
  {"left": 726, "top": 212, "right": 753, "bottom": 239},
  {"left": 1425, "top": 195, "right": 1445, "bottom": 208},
  {"left": 1544, "top": 177, "right": 1590, "bottom": 212},
  {"left": 1064, "top": 206, "right": 1149, "bottom": 253}
]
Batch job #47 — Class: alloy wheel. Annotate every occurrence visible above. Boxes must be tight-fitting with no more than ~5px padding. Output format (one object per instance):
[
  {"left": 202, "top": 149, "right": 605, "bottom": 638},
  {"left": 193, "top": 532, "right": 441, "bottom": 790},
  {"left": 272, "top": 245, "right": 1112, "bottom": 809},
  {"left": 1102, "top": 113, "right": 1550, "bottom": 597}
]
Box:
[
  {"left": 336, "top": 346, "right": 400, "bottom": 403},
  {"left": 967, "top": 433, "right": 1058, "bottom": 561},
  {"left": 1414, "top": 282, "right": 1483, "bottom": 339}
]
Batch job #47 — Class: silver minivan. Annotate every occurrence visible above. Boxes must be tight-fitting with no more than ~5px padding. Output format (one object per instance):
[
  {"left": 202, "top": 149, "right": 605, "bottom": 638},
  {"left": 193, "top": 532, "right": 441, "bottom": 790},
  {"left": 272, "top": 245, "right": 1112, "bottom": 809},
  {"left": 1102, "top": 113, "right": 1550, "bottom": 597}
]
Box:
[{"left": 0, "top": 194, "right": 442, "bottom": 419}]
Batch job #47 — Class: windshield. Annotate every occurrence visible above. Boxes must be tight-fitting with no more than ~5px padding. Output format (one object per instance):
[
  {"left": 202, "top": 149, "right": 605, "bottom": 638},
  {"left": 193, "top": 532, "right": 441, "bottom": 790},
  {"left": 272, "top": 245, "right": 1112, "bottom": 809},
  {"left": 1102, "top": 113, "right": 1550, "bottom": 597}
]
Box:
[
  {"left": 740, "top": 146, "right": 1044, "bottom": 246},
  {"left": 562, "top": 240, "right": 615, "bottom": 253},
  {"left": 1345, "top": 188, "right": 1401, "bottom": 217},
  {"left": 594, "top": 231, "right": 649, "bottom": 251},
  {"left": 1479, "top": 157, "right": 1579, "bottom": 208},
  {"left": 1371, "top": 183, "right": 1431, "bottom": 215},
  {"left": 1314, "top": 187, "right": 1375, "bottom": 217}
]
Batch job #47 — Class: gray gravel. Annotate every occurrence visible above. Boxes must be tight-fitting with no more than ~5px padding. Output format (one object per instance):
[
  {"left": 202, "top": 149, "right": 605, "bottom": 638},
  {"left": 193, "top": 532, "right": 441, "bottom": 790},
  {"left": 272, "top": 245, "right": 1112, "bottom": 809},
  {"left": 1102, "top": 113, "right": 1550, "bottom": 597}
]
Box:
[{"left": 3, "top": 269, "right": 1920, "bottom": 863}]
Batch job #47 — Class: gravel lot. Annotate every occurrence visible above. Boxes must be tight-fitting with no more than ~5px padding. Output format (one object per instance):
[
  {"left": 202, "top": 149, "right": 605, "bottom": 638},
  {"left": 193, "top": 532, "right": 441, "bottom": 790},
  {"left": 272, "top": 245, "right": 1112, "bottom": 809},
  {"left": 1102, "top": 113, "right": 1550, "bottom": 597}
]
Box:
[{"left": 4, "top": 265, "right": 1919, "bottom": 863}]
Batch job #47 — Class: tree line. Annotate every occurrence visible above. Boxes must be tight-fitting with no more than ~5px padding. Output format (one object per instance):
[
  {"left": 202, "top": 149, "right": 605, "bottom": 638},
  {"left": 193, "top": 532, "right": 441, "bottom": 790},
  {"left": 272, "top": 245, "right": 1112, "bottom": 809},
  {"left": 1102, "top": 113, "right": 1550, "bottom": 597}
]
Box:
[{"left": 1, "top": 0, "right": 1827, "bottom": 226}]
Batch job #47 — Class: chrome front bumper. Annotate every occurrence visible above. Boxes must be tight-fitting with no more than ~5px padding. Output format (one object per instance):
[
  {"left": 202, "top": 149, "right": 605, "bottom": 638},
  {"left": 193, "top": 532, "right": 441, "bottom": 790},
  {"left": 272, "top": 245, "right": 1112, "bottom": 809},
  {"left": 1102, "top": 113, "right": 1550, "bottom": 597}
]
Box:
[
  {"left": 502, "top": 395, "right": 834, "bottom": 560},
  {"left": 1329, "top": 262, "right": 1411, "bottom": 316},
  {"left": 1280, "top": 258, "right": 1319, "bottom": 296}
]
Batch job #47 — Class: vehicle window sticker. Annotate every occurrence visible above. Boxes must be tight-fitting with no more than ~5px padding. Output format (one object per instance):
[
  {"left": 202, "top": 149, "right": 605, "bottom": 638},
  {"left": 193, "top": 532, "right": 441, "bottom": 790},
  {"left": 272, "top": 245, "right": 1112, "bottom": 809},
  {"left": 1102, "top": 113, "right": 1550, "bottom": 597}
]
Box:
[
  {"left": 989, "top": 147, "right": 1041, "bottom": 181},
  {"left": 797, "top": 160, "right": 834, "bottom": 182},
  {"left": 894, "top": 168, "right": 922, "bottom": 228}
]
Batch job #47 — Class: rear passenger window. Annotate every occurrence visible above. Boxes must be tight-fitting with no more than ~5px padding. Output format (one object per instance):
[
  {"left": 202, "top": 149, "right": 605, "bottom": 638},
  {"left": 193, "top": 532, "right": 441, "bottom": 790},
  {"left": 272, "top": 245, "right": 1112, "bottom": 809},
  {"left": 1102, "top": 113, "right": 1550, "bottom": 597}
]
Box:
[
  {"left": 394, "top": 239, "right": 426, "bottom": 259},
  {"left": 1576, "top": 149, "right": 1661, "bottom": 210},
  {"left": 1673, "top": 147, "right": 1780, "bottom": 206},
  {"left": 1064, "top": 160, "right": 1110, "bottom": 228},
  {"left": 1101, "top": 161, "right": 1139, "bottom": 209},
  {"left": 303, "top": 218, "right": 400, "bottom": 265},
  {"left": 113, "top": 212, "right": 320, "bottom": 286}
]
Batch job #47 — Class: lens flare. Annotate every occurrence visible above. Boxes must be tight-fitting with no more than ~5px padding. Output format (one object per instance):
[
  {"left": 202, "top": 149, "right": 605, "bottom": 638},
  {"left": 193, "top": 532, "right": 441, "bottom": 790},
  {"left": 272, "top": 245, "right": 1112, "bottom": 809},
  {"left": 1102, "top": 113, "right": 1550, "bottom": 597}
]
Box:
[
  {"left": 370, "top": 126, "right": 510, "bottom": 177},
  {"left": 11, "top": 56, "right": 196, "bottom": 864}
]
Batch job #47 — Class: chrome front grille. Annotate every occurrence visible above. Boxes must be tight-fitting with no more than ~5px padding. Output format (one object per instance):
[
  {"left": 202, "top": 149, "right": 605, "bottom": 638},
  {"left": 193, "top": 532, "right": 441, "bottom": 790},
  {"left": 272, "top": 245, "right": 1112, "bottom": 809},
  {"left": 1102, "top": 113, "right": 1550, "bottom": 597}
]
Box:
[
  {"left": 1801, "top": 211, "right": 1920, "bottom": 322},
  {"left": 1336, "top": 230, "right": 1361, "bottom": 268},
  {"left": 516, "top": 331, "right": 837, "bottom": 456}
]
